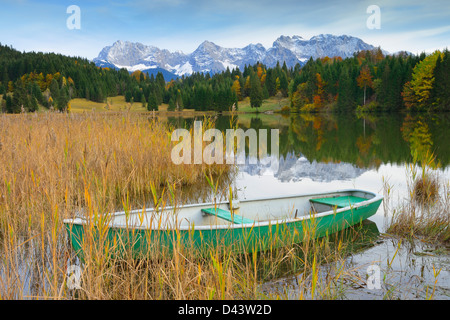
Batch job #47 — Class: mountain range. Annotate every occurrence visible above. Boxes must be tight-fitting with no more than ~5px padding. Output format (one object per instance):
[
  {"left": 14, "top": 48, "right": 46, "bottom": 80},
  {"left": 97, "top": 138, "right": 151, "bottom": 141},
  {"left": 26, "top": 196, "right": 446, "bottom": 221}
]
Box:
[
  {"left": 241, "top": 152, "right": 367, "bottom": 182},
  {"left": 93, "top": 34, "right": 384, "bottom": 79}
]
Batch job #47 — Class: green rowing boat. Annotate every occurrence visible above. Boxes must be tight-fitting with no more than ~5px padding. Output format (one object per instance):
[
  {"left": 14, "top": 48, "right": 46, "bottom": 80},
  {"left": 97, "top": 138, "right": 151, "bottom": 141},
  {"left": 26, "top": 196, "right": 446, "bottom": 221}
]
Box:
[{"left": 63, "top": 189, "right": 383, "bottom": 259}]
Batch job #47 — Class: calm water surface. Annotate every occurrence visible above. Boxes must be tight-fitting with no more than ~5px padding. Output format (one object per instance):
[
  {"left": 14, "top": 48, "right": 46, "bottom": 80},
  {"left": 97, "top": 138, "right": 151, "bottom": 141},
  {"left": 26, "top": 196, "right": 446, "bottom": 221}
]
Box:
[
  {"left": 169, "top": 112, "right": 450, "bottom": 299},
  {"left": 169, "top": 112, "right": 450, "bottom": 231}
]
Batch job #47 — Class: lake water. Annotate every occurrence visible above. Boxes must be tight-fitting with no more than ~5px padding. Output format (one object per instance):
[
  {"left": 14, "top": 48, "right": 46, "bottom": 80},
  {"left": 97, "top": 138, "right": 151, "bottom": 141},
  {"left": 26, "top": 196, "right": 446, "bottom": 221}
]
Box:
[
  {"left": 168, "top": 112, "right": 450, "bottom": 299},
  {"left": 168, "top": 112, "right": 450, "bottom": 231}
]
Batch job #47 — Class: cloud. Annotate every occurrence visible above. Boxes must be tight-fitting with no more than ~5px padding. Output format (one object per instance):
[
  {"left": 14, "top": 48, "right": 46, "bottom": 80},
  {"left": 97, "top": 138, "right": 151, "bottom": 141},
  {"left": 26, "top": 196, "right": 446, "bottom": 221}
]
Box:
[{"left": 0, "top": 0, "right": 449, "bottom": 58}]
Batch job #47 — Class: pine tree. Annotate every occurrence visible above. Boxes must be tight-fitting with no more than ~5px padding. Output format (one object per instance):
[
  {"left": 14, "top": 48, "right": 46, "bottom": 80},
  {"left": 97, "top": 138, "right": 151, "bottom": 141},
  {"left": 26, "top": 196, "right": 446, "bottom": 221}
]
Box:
[
  {"left": 141, "top": 93, "right": 146, "bottom": 109},
  {"left": 249, "top": 73, "right": 263, "bottom": 110},
  {"left": 431, "top": 50, "right": 450, "bottom": 110},
  {"left": 29, "top": 95, "right": 39, "bottom": 112},
  {"left": 5, "top": 95, "right": 13, "bottom": 113},
  {"left": 175, "top": 90, "right": 183, "bottom": 111},
  {"left": 31, "top": 82, "right": 43, "bottom": 105},
  {"left": 147, "top": 92, "right": 158, "bottom": 111},
  {"left": 125, "top": 90, "right": 133, "bottom": 102},
  {"left": 156, "top": 72, "right": 165, "bottom": 91},
  {"left": 279, "top": 72, "right": 289, "bottom": 97},
  {"left": 11, "top": 80, "right": 27, "bottom": 113},
  {"left": 265, "top": 69, "right": 276, "bottom": 96},
  {"left": 337, "top": 69, "right": 354, "bottom": 111},
  {"left": 49, "top": 78, "right": 60, "bottom": 102},
  {"left": 168, "top": 96, "right": 176, "bottom": 111},
  {"left": 56, "top": 86, "right": 70, "bottom": 111}
]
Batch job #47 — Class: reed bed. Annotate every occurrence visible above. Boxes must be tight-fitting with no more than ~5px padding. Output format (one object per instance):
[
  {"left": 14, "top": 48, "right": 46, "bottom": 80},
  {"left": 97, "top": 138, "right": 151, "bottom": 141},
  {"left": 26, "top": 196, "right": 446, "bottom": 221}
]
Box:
[
  {"left": 387, "top": 153, "right": 450, "bottom": 244},
  {"left": 0, "top": 111, "right": 373, "bottom": 300}
]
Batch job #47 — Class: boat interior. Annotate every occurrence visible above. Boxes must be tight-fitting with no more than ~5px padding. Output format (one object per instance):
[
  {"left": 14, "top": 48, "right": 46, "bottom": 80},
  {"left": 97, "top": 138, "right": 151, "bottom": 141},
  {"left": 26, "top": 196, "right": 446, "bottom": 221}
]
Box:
[{"left": 105, "top": 189, "right": 376, "bottom": 230}]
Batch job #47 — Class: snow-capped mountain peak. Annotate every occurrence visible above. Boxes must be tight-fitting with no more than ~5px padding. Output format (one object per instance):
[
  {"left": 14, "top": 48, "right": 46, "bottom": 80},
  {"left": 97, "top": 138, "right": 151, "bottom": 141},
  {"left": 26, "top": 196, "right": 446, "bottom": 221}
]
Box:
[{"left": 93, "top": 34, "right": 385, "bottom": 78}]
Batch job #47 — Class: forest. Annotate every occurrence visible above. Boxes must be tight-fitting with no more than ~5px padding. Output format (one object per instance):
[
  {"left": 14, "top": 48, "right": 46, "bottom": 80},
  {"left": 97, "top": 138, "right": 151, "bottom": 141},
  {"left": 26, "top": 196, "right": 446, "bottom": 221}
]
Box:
[{"left": 0, "top": 43, "right": 449, "bottom": 113}]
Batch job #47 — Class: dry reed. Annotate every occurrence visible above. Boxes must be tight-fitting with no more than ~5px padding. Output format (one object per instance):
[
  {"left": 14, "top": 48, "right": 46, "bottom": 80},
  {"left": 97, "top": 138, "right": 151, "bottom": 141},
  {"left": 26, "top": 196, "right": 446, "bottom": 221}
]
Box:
[
  {"left": 387, "top": 152, "right": 449, "bottom": 244},
  {"left": 0, "top": 112, "right": 372, "bottom": 300}
]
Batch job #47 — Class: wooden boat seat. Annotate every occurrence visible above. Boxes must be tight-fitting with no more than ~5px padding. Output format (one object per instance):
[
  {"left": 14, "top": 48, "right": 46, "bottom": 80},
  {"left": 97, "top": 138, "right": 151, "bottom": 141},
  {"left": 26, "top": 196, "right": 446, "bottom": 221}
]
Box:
[
  {"left": 309, "top": 196, "right": 366, "bottom": 209},
  {"left": 201, "top": 208, "right": 254, "bottom": 224}
]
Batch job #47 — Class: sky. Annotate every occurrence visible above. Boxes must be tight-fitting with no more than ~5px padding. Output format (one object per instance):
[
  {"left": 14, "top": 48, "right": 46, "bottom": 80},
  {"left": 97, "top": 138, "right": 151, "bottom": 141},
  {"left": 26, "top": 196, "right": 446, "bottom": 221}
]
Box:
[{"left": 0, "top": 0, "right": 449, "bottom": 60}]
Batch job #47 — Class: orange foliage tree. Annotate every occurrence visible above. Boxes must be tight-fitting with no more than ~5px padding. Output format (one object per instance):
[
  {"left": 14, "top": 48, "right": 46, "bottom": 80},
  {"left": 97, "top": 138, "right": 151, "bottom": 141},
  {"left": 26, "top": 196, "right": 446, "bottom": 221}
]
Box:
[{"left": 357, "top": 65, "right": 373, "bottom": 105}]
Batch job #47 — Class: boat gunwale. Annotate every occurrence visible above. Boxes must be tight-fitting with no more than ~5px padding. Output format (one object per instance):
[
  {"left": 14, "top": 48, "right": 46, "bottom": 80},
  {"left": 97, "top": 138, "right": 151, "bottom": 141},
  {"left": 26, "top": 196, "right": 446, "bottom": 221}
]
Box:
[{"left": 63, "top": 189, "right": 383, "bottom": 231}]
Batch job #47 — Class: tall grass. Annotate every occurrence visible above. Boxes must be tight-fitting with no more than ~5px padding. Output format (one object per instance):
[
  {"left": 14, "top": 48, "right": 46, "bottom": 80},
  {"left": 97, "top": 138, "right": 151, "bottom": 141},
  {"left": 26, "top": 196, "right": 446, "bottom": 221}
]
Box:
[
  {"left": 387, "top": 152, "right": 449, "bottom": 243},
  {"left": 0, "top": 112, "right": 227, "bottom": 298},
  {"left": 0, "top": 112, "right": 375, "bottom": 300}
]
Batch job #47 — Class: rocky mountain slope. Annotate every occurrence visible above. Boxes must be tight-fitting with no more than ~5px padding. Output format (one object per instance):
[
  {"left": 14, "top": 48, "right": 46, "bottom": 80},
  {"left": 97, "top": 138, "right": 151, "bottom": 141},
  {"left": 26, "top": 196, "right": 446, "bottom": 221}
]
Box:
[{"left": 94, "top": 34, "right": 382, "bottom": 77}]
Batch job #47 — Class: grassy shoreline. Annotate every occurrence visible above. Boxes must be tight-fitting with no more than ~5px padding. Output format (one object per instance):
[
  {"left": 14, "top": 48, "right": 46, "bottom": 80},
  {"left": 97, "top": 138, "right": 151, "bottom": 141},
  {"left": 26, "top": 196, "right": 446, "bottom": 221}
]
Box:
[{"left": 66, "top": 95, "right": 289, "bottom": 115}]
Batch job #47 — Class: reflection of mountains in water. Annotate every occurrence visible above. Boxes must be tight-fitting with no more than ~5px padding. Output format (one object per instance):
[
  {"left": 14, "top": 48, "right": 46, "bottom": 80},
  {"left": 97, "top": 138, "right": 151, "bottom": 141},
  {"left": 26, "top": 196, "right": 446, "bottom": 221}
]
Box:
[{"left": 241, "top": 152, "right": 367, "bottom": 182}]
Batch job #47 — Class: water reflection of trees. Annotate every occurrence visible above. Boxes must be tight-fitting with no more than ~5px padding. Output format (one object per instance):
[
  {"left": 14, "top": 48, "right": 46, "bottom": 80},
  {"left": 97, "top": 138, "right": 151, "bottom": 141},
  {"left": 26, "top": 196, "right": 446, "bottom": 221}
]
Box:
[
  {"left": 401, "top": 114, "right": 436, "bottom": 165},
  {"left": 165, "top": 113, "right": 450, "bottom": 170},
  {"left": 238, "top": 113, "right": 450, "bottom": 169},
  {"left": 285, "top": 114, "right": 401, "bottom": 168}
]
